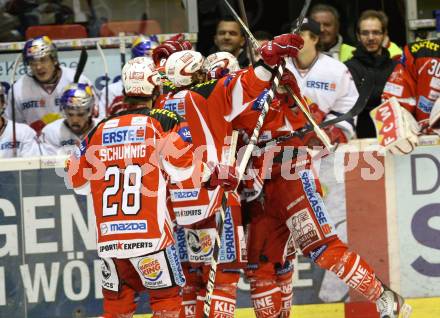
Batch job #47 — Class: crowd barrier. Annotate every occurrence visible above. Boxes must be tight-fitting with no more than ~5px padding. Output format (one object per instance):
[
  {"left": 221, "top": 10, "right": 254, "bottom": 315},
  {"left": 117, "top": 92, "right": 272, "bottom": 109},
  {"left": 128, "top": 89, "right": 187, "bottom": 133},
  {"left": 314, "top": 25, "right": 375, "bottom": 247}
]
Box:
[{"left": 0, "top": 138, "right": 440, "bottom": 318}]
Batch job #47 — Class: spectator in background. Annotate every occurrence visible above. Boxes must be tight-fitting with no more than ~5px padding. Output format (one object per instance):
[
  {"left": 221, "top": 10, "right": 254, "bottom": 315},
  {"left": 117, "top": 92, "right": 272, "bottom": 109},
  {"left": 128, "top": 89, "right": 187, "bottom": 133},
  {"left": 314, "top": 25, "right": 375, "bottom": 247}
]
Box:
[
  {"left": 5, "top": 36, "right": 93, "bottom": 134},
  {"left": 212, "top": 17, "right": 249, "bottom": 67},
  {"left": 310, "top": 4, "right": 402, "bottom": 62},
  {"left": 310, "top": 4, "right": 355, "bottom": 62},
  {"left": 0, "top": 85, "right": 40, "bottom": 158},
  {"left": 286, "top": 18, "right": 359, "bottom": 143},
  {"left": 345, "top": 10, "right": 398, "bottom": 138},
  {"left": 4, "top": 0, "right": 73, "bottom": 37}
]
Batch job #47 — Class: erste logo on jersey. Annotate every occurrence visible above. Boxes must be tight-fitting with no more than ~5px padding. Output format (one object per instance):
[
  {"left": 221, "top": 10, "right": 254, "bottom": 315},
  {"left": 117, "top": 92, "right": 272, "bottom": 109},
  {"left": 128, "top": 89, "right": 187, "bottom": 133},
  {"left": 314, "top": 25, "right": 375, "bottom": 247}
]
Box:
[
  {"left": 163, "top": 98, "right": 186, "bottom": 116},
  {"left": 306, "top": 80, "right": 336, "bottom": 91},
  {"left": 138, "top": 257, "right": 163, "bottom": 281},
  {"left": 102, "top": 125, "right": 146, "bottom": 145},
  {"left": 0, "top": 141, "right": 20, "bottom": 150}
]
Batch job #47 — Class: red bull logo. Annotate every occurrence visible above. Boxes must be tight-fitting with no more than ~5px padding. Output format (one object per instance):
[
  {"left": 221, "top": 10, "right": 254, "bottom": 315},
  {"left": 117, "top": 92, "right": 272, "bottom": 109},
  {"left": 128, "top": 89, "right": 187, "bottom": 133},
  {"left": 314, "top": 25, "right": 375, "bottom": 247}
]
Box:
[{"left": 139, "top": 258, "right": 163, "bottom": 281}]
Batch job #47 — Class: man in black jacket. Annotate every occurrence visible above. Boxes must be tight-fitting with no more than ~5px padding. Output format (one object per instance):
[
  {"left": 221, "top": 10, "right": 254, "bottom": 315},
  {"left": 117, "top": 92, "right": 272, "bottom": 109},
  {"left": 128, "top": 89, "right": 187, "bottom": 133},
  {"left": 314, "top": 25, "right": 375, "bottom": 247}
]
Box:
[{"left": 345, "top": 10, "right": 398, "bottom": 138}]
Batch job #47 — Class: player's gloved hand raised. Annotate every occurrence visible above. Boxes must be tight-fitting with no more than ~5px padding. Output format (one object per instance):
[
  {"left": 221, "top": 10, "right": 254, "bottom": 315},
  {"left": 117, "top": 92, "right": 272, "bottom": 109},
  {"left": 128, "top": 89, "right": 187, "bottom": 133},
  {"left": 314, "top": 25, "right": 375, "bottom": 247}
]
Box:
[
  {"left": 152, "top": 34, "right": 192, "bottom": 66},
  {"left": 204, "top": 163, "right": 239, "bottom": 192},
  {"left": 276, "top": 69, "right": 301, "bottom": 106},
  {"left": 259, "top": 34, "right": 304, "bottom": 67}
]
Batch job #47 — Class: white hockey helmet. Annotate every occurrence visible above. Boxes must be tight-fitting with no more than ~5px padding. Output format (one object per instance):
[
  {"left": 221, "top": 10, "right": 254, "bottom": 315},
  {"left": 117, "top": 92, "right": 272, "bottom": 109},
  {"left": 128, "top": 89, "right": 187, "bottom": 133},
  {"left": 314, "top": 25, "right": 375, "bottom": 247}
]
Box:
[
  {"left": 165, "top": 50, "right": 205, "bottom": 87},
  {"left": 122, "top": 56, "right": 161, "bottom": 97},
  {"left": 204, "top": 51, "right": 240, "bottom": 73},
  {"left": 429, "top": 97, "right": 440, "bottom": 134}
]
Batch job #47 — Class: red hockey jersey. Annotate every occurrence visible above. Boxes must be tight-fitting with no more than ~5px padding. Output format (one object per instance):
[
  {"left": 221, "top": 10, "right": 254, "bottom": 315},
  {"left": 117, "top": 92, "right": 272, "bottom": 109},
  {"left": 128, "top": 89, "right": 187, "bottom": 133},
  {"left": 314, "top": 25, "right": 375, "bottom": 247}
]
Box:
[
  {"left": 156, "top": 67, "right": 271, "bottom": 224},
  {"left": 67, "top": 108, "right": 204, "bottom": 258},
  {"left": 382, "top": 39, "right": 440, "bottom": 122}
]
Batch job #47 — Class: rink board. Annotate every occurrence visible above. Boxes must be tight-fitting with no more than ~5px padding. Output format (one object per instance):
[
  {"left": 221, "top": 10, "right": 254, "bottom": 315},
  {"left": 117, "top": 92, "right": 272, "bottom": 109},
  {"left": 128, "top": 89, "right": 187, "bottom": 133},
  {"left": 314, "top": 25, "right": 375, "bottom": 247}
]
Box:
[
  {"left": 1, "top": 141, "right": 440, "bottom": 317},
  {"left": 131, "top": 297, "right": 440, "bottom": 318}
]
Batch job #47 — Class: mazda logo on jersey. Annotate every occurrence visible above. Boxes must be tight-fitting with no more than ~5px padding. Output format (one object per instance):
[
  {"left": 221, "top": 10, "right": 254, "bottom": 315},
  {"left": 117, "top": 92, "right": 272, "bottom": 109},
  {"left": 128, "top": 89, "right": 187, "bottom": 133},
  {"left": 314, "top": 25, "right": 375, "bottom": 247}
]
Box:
[
  {"left": 306, "top": 80, "right": 336, "bottom": 91},
  {"left": 170, "top": 188, "right": 200, "bottom": 201},
  {"left": 100, "top": 220, "right": 148, "bottom": 235},
  {"left": 102, "top": 126, "right": 146, "bottom": 145},
  {"left": 139, "top": 258, "right": 163, "bottom": 281}
]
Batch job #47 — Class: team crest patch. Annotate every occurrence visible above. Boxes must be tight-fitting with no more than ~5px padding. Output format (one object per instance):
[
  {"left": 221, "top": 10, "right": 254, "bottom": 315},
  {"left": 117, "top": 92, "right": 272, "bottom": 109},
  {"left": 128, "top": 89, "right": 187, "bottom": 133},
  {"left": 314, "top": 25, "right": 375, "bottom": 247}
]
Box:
[{"left": 178, "top": 126, "right": 192, "bottom": 142}]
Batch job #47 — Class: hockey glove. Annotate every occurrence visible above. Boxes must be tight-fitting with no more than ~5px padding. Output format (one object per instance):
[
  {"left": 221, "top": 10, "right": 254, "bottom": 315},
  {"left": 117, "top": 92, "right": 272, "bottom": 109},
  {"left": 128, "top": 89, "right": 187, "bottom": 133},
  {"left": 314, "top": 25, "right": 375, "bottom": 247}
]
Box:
[
  {"left": 276, "top": 68, "right": 302, "bottom": 106},
  {"left": 259, "top": 34, "right": 304, "bottom": 67},
  {"left": 370, "top": 98, "right": 420, "bottom": 155},
  {"left": 303, "top": 125, "right": 348, "bottom": 148},
  {"left": 204, "top": 163, "right": 239, "bottom": 192},
  {"left": 152, "top": 36, "right": 192, "bottom": 66}
]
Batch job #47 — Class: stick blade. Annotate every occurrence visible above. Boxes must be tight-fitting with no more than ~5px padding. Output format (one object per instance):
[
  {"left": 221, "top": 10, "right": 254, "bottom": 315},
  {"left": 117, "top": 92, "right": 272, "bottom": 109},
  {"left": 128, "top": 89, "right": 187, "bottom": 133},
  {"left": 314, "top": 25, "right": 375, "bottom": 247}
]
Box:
[{"left": 74, "top": 47, "right": 88, "bottom": 83}]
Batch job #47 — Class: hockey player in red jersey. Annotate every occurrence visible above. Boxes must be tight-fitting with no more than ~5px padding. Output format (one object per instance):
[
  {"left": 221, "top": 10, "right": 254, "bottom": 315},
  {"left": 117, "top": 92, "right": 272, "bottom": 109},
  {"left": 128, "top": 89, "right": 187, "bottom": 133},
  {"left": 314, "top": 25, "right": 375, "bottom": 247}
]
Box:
[
  {"left": 382, "top": 38, "right": 440, "bottom": 124},
  {"left": 237, "top": 56, "right": 413, "bottom": 318},
  {"left": 155, "top": 34, "right": 304, "bottom": 318},
  {"left": 66, "top": 58, "right": 236, "bottom": 318},
  {"left": 107, "top": 56, "right": 161, "bottom": 116}
]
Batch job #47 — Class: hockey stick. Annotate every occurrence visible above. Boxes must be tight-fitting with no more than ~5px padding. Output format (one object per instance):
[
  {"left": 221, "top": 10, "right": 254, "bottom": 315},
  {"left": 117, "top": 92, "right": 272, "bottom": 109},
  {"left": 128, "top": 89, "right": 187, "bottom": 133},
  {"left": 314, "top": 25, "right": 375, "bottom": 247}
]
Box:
[
  {"left": 119, "top": 32, "right": 126, "bottom": 70},
  {"left": 203, "top": 130, "right": 239, "bottom": 318},
  {"left": 286, "top": 84, "right": 334, "bottom": 150},
  {"left": 10, "top": 54, "right": 21, "bottom": 157},
  {"left": 222, "top": 0, "right": 312, "bottom": 177},
  {"left": 96, "top": 43, "right": 109, "bottom": 116},
  {"left": 224, "top": 0, "right": 334, "bottom": 151},
  {"left": 264, "top": 79, "right": 375, "bottom": 147},
  {"left": 73, "top": 47, "right": 88, "bottom": 83},
  {"left": 237, "top": 0, "right": 255, "bottom": 65}
]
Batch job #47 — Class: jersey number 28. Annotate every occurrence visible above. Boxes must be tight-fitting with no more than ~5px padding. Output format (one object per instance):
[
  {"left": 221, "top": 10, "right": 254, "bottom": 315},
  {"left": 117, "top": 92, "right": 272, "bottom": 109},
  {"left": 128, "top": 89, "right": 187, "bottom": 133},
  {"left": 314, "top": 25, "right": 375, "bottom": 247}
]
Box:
[{"left": 102, "top": 165, "right": 142, "bottom": 216}]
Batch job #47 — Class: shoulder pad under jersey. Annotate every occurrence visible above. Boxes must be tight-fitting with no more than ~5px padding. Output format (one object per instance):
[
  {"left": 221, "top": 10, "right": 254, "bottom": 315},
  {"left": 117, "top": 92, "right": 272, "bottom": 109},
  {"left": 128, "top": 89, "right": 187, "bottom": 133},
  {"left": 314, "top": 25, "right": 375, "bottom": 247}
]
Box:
[
  {"left": 148, "top": 108, "right": 185, "bottom": 132},
  {"left": 162, "top": 80, "right": 177, "bottom": 94},
  {"left": 190, "top": 79, "right": 218, "bottom": 99},
  {"left": 408, "top": 39, "right": 440, "bottom": 58}
]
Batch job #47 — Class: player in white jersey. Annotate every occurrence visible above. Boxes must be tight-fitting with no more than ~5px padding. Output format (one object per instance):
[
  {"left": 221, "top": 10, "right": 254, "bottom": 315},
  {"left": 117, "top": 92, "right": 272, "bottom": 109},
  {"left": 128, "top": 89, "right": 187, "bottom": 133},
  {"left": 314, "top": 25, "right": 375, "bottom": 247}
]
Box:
[
  {"left": 39, "top": 83, "right": 98, "bottom": 156},
  {"left": 285, "top": 18, "right": 359, "bottom": 141},
  {"left": 98, "top": 35, "right": 158, "bottom": 117},
  {"left": 0, "top": 85, "right": 40, "bottom": 158},
  {"left": 5, "top": 36, "right": 93, "bottom": 134}
]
